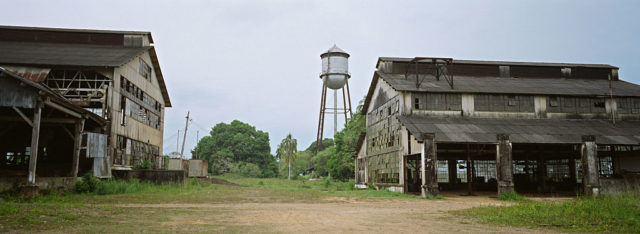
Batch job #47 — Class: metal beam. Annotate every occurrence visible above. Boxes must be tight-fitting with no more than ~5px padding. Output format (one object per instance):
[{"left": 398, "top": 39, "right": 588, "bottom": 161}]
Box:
[{"left": 0, "top": 116, "right": 78, "bottom": 124}]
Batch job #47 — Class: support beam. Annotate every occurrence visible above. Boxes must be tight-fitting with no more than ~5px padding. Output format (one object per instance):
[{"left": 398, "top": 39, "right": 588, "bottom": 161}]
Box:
[
  {"left": 447, "top": 159, "right": 457, "bottom": 187},
  {"left": 421, "top": 133, "right": 438, "bottom": 198},
  {"left": 71, "top": 118, "right": 85, "bottom": 177},
  {"left": 496, "top": 134, "right": 514, "bottom": 195},
  {"left": 27, "top": 100, "right": 43, "bottom": 185},
  {"left": 12, "top": 106, "right": 33, "bottom": 127},
  {"left": 44, "top": 98, "right": 81, "bottom": 118},
  {"left": 466, "top": 144, "right": 474, "bottom": 195},
  {"left": 581, "top": 135, "right": 600, "bottom": 196}
]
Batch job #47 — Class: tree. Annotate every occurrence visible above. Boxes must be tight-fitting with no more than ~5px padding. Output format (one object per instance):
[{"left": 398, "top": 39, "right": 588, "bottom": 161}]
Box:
[
  {"left": 305, "top": 138, "right": 334, "bottom": 156},
  {"left": 193, "top": 120, "right": 277, "bottom": 177},
  {"left": 328, "top": 100, "right": 366, "bottom": 181},
  {"left": 277, "top": 133, "right": 297, "bottom": 180}
]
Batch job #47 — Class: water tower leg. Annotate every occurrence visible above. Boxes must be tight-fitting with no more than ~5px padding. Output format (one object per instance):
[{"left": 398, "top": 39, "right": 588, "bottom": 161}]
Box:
[
  {"left": 342, "top": 87, "right": 348, "bottom": 123},
  {"left": 345, "top": 79, "right": 353, "bottom": 118},
  {"left": 316, "top": 84, "right": 327, "bottom": 154},
  {"left": 334, "top": 89, "right": 338, "bottom": 136}
]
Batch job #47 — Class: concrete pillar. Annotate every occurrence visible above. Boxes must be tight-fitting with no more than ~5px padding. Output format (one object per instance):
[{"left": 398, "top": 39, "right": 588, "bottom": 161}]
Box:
[
  {"left": 71, "top": 118, "right": 85, "bottom": 177},
  {"left": 421, "top": 133, "right": 438, "bottom": 198},
  {"left": 496, "top": 134, "right": 514, "bottom": 195},
  {"left": 27, "top": 101, "right": 43, "bottom": 185},
  {"left": 581, "top": 135, "right": 600, "bottom": 196}
]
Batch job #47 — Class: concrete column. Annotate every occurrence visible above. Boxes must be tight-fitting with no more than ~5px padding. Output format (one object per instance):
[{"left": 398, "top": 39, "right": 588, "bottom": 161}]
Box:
[
  {"left": 71, "top": 118, "right": 85, "bottom": 177},
  {"left": 421, "top": 133, "right": 438, "bottom": 198},
  {"left": 581, "top": 135, "right": 600, "bottom": 196},
  {"left": 496, "top": 134, "right": 514, "bottom": 195},
  {"left": 27, "top": 101, "right": 43, "bottom": 185}
]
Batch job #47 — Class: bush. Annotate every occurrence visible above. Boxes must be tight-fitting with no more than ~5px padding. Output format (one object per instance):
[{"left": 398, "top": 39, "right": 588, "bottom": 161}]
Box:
[
  {"left": 323, "top": 177, "right": 331, "bottom": 188},
  {"left": 132, "top": 160, "right": 153, "bottom": 170},
  {"left": 346, "top": 181, "right": 355, "bottom": 191},
  {"left": 74, "top": 172, "right": 99, "bottom": 193},
  {"left": 368, "top": 184, "right": 376, "bottom": 190},
  {"left": 231, "top": 162, "right": 262, "bottom": 178},
  {"left": 498, "top": 191, "right": 526, "bottom": 201}
]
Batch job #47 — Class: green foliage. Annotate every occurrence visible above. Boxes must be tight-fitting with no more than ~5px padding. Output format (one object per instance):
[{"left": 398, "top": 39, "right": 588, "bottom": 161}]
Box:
[
  {"left": 323, "top": 177, "right": 331, "bottom": 188},
  {"left": 346, "top": 181, "right": 355, "bottom": 191},
  {"left": 257, "top": 181, "right": 264, "bottom": 186},
  {"left": 74, "top": 173, "right": 100, "bottom": 193},
  {"left": 327, "top": 106, "right": 365, "bottom": 181},
  {"left": 305, "top": 138, "right": 334, "bottom": 155},
  {"left": 230, "top": 162, "right": 262, "bottom": 177},
  {"left": 311, "top": 146, "right": 334, "bottom": 177},
  {"left": 132, "top": 160, "right": 153, "bottom": 170},
  {"left": 368, "top": 184, "right": 376, "bottom": 190},
  {"left": 194, "top": 120, "right": 277, "bottom": 177},
  {"left": 498, "top": 191, "right": 526, "bottom": 201},
  {"left": 425, "top": 194, "right": 444, "bottom": 200},
  {"left": 458, "top": 191, "right": 640, "bottom": 233}
]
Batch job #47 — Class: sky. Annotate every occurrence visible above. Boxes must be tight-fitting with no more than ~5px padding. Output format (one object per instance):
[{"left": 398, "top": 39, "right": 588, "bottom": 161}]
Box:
[{"left": 2, "top": 0, "right": 639, "bottom": 157}]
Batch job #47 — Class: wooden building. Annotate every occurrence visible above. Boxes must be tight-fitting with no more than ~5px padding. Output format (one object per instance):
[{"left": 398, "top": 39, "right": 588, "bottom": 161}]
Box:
[
  {"left": 0, "top": 26, "right": 171, "bottom": 190},
  {"left": 355, "top": 57, "right": 640, "bottom": 196}
]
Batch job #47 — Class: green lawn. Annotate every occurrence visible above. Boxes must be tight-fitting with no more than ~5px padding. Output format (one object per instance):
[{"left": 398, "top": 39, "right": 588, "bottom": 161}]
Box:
[{"left": 455, "top": 191, "right": 640, "bottom": 233}]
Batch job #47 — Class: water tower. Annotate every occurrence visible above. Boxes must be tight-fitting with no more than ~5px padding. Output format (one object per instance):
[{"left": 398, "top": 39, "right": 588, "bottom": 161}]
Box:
[{"left": 316, "top": 45, "right": 353, "bottom": 152}]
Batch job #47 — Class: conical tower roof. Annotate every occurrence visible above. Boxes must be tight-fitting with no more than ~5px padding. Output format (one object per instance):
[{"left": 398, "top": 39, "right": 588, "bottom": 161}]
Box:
[{"left": 321, "top": 44, "right": 350, "bottom": 58}]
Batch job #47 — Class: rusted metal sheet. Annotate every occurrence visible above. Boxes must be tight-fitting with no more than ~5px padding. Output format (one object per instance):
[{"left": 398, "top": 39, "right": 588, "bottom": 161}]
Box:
[{"left": 2, "top": 66, "right": 50, "bottom": 82}]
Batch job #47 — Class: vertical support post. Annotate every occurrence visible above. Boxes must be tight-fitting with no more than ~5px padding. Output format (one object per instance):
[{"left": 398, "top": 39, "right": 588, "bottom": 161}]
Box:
[
  {"left": 27, "top": 100, "right": 43, "bottom": 185},
  {"left": 316, "top": 84, "right": 327, "bottom": 154},
  {"left": 466, "top": 144, "right": 474, "bottom": 195},
  {"left": 448, "top": 159, "right": 457, "bottom": 187},
  {"left": 569, "top": 157, "right": 576, "bottom": 184},
  {"left": 496, "top": 134, "right": 514, "bottom": 195},
  {"left": 537, "top": 147, "right": 547, "bottom": 193},
  {"left": 581, "top": 135, "right": 600, "bottom": 196},
  {"left": 72, "top": 118, "right": 85, "bottom": 177},
  {"left": 421, "top": 133, "right": 438, "bottom": 198}
]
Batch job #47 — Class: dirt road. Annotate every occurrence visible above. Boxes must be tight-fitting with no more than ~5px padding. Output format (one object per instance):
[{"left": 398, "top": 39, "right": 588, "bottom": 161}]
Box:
[{"left": 115, "top": 195, "right": 554, "bottom": 233}]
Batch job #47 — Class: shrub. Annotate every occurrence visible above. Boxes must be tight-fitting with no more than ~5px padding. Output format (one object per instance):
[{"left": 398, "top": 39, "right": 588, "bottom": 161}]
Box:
[
  {"left": 132, "top": 160, "right": 153, "bottom": 170},
  {"left": 498, "top": 191, "right": 526, "bottom": 201},
  {"left": 323, "top": 177, "right": 331, "bottom": 188},
  {"left": 231, "top": 162, "right": 262, "bottom": 178},
  {"left": 346, "top": 181, "right": 355, "bottom": 191},
  {"left": 74, "top": 172, "right": 99, "bottom": 193},
  {"left": 368, "top": 184, "right": 376, "bottom": 190},
  {"left": 257, "top": 181, "right": 264, "bottom": 186}
]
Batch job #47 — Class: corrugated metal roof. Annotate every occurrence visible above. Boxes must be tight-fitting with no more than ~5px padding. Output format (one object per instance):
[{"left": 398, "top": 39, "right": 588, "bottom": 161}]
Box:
[
  {"left": 398, "top": 115, "right": 640, "bottom": 145},
  {"left": 0, "top": 25, "right": 153, "bottom": 43},
  {"left": 0, "top": 42, "right": 149, "bottom": 67},
  {"left": 377, "top": 71, "right": 640, "bottom": 97},
  {"left": 378, "top": 57, "right": 618, "bottom": 69}
]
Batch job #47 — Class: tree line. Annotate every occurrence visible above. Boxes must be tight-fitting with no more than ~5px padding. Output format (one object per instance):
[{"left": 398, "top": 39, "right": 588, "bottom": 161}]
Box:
[{"left": 193, "top": 100, "right": 365, "bottom": 181}]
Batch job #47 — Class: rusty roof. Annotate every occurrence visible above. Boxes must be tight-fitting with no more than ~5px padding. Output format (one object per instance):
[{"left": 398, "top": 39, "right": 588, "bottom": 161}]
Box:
[
  {"left": 377, "top": 57, "right": 618, "bottom": 69},
  {"left": 0, "top": 41, "right": 171, "bottom": 107},
  {"left": 0, "top": 25, "right": 153, "bottom": 43},
  {"left": 398, "top": 115, "right": 640, "bottom": 145}
]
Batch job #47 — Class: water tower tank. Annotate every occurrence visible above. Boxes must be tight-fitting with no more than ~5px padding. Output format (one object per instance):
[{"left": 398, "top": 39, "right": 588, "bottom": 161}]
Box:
[{"left": 320, "top": 45, "right": 350, "bottom": 90}]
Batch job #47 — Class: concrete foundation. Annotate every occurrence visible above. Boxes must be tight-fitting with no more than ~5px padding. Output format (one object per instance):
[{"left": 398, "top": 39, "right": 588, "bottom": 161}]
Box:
[{"left": 112, "top": 170, "right": 186, "bottom": 185}]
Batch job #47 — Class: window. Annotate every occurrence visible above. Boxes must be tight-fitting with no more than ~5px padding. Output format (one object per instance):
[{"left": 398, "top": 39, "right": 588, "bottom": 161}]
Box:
[
  {"left": 121, "top": 96, "right": 127, "bottom": 125},
  {"left": 549, "top": 96, "right": 559, "bottom": 107},
  {"left": 139, "top": 59, "right": 152, "bottom": 81}
]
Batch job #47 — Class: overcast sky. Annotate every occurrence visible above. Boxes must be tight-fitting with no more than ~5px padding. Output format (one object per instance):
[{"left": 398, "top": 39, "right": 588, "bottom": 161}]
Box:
[{"left": 2, "top": 0, "right": 639, "bottom": 157}]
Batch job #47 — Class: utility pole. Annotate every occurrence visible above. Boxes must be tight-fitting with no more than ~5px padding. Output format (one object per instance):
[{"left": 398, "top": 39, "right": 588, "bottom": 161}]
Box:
[
  {"left": 177, "top": 129, "right": 180, "bottom": 153},
  {"left": 180, "top": 111, "right": 190, "bottom": 160}
]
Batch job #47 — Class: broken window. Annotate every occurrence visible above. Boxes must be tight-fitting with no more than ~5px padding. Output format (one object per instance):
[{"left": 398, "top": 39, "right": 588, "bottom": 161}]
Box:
[
  {"left": 437, "top": 160, "right": 449, "bottom": 183},
  {"left": 599, "top": 156, "right": 613, "bottom": 178},
  {"left": 139, "top": 59, "right": 152, "bottom": 81}
]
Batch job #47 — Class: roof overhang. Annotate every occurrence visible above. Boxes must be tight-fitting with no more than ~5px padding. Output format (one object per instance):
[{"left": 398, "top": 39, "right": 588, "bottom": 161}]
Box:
[{"left": 398, "top": 115, "right": 640, "bottom": 145}]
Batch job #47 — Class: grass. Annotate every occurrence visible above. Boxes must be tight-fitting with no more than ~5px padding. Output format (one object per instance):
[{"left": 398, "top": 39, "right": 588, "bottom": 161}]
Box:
[
  {"left": 216, "top": 173, "right": 420, "bottom": 200},
  {"left": 0, "top": 174, "right": 423, "bottom": 232},
  {"left": 455, "top": 190, "right": 640, "bottom": 233},
  {"left": 497, "top": 191, "right": 527, "bottom": 202}
]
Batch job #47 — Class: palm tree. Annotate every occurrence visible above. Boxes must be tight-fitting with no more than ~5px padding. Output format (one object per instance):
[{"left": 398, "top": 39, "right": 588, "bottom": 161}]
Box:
[{"left": 277, "top": 133, "right": 297, "bottom": 180}]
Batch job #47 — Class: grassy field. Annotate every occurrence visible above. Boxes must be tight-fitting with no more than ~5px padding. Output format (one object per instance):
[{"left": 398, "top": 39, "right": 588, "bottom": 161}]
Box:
[
  {"left": 455, "top": 190, "right": 640, "bottom": 233},
  {"left": 0, "top": 175, "right": 421, "bottom": 232}
]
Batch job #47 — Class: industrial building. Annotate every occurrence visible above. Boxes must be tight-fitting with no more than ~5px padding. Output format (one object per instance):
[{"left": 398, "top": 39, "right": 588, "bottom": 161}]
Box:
[
  {"left": 0, "top": 26, "right": 171, "bottom": 191},
  {"left": 355, "top": 57, "right": 640, "bottom": 197}
]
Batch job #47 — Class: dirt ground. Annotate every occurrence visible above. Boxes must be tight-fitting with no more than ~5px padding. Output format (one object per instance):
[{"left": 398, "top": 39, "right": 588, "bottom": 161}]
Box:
[{"left": 113, "top": 194, "right": 557, "bottom": 233}]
